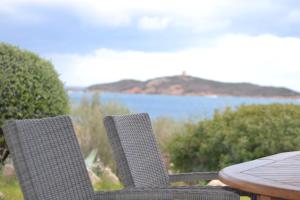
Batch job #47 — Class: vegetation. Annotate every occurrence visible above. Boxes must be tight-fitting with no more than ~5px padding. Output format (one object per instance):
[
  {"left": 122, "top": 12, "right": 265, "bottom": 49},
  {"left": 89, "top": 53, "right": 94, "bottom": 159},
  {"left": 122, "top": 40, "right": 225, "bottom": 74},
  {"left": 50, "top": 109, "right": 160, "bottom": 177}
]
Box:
[
  {"left": 0, "top": 173, "right": 23, "bottom": 200},
  {"left": 72, "top": 94, "right": 184, "bottom": 171},
  {"left": 0, "top": 43, "right": 69, "bottom": 163},
  {"left": 94, "top": 173, "right": 123, "bottom": 191},
  {"left": 72, "top": 93, "right": 130, "bottom": 171},
  {"left": 169, "top": 104, "right": 300, "bottom": 172},
  {"left": 0, "top": 167, "right": 122, "bottom": 200},
  {"left": 1, "top": 100, "right": 298, "bottom": 200},
  {"left": 153, "top": 117, "right": 186, "bottom": 153},
  {"left": 152, "top": 117, "right": 186, "bottom": 168}
]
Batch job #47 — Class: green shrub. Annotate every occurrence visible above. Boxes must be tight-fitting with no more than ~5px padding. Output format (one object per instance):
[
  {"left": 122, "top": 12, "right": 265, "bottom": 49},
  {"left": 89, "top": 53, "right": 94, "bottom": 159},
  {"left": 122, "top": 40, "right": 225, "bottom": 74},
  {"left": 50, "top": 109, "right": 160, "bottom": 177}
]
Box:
[
  {"left": 0, "top": 43, "right": 69, "bottom": 163},
  {"left": 72, "top": 93, "right": 130, "bottom": 171},
  {"left": 93, "top": 173, "right": 123, "bottom": 191},
  {"left": 152, "top": 117, "right": 186, "bottom": 169},
  {"left": 169, "top": 104, "right": 300, "bottom": 172},
  {"left": 152, "top": 117, "right": 186, "bottom": 153}
]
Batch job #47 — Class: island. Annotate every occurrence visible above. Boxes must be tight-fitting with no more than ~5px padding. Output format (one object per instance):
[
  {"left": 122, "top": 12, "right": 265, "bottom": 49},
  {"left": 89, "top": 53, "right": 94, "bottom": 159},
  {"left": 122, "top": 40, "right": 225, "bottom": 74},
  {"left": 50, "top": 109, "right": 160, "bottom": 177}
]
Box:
[{"left": 86, "top": 75, "right": 300, "bottom": 98}]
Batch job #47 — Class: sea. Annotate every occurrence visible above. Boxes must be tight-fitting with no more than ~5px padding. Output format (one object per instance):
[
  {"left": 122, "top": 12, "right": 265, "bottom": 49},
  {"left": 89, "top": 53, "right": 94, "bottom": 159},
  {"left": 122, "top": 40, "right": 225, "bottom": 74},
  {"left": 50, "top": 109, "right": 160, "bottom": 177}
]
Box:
[{"left": 69, "top": 91, "right": 300, "bottom": 121}]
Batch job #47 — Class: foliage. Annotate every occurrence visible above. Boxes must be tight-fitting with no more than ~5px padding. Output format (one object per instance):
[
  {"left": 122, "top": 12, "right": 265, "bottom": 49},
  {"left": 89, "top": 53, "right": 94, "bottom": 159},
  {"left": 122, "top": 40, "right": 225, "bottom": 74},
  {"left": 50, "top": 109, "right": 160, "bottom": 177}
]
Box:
[
  {"left": 72, "top": 93, "right": 130, "bottom": 171},
  {"left": 152, "top": 117, "right": 186, "bottom": 153},
  {"left": 152, "top": 117, "right": 186, "bottom": 168},
  {"left": 0, "top": 173, "right": 23, "bottom": 200},
  {"left": 0, "top": 167, "right": 122, "bottom": 200},
  {"left": 73, "top": 94, "right": 187, "bottom": 172},
  {"left": 94, "top": 173, "right": 123, "bottom": 191},
  {"left": 0, "top": 43, "right": 70, "bottom": 162},
  {"left": 169, "top": 104, "right": 300, "bottom": 172}
]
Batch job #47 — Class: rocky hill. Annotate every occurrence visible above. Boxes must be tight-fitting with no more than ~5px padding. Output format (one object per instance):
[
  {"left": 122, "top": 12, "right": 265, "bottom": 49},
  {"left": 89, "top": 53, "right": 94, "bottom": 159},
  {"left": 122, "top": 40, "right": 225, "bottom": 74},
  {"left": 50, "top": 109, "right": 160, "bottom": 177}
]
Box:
[{"left": 87, "top": 75, "right": 300, "bottom": 98}]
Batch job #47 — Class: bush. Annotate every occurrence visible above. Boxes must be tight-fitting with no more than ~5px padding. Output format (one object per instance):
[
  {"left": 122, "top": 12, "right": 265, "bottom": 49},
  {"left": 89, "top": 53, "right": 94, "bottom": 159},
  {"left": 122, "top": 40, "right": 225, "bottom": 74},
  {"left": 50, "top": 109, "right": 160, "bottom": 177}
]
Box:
[
  {"left": 72, "top": 93, "right": 130, "bottom": 171},
  {"left": 152, "top": 117, "right": 186, "bottom": 168},
  {"left": 153, "top": 117, "right": 186, "bottom": 153},
  {"left": 0, "top": 43, "right": 69, "bottom": 163},
  {"left": 169, "top": 104, "right": 300, "bottom": 172}
]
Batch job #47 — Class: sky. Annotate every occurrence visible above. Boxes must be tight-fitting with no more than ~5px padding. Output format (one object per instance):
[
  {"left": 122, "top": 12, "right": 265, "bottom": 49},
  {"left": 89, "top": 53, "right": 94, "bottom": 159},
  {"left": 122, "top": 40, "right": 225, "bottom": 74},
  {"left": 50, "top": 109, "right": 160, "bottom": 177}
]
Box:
[{"left": 1, "top": 0, "right": 300, "bottom": 91}]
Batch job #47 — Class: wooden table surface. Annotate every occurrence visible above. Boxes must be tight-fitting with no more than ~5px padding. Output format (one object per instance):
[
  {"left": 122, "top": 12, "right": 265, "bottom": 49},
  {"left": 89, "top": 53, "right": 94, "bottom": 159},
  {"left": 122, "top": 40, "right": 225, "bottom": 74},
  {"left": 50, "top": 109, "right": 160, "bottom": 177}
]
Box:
[{"left": 219, "top": 151, "right": 300, "bottom": 200}]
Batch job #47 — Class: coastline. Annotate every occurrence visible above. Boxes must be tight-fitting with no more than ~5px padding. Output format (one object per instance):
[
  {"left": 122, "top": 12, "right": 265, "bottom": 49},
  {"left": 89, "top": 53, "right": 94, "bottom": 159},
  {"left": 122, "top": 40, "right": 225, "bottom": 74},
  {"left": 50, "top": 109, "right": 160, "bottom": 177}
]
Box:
[{"left": 68, "top": 89, "right": 300, "bottom": 100}]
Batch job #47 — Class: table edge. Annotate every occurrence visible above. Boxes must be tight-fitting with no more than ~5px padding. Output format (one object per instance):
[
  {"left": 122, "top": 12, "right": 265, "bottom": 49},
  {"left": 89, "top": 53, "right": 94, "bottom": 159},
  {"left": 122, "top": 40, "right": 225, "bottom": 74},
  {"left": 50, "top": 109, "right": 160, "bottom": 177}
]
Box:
[{"left": 219, "top": 152, "right": 300, "bottom": 200}]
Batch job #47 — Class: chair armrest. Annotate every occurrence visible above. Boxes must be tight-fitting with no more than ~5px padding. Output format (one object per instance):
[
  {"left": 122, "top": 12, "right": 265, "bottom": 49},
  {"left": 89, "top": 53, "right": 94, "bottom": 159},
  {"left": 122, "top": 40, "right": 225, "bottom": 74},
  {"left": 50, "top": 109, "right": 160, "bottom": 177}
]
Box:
[
  {"left": 94, "top": 186, "right": 240, "bottom": 200},
  {"left": 169, "top": 172, "right": 218, "bottom": 182}
]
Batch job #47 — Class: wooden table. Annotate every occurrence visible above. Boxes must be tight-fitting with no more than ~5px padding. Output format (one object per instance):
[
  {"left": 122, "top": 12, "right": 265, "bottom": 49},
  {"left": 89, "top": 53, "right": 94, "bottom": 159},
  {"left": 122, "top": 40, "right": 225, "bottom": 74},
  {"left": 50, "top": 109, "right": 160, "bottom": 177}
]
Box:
[{"left": 219, "top": 151, "right": 300, "bottom": 200}]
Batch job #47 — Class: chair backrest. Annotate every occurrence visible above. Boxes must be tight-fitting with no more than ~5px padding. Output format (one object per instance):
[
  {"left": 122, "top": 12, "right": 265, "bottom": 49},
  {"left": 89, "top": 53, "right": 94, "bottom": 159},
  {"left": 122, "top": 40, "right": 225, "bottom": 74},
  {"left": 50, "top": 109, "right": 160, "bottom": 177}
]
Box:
[
  {"left": 3, "top": 116, "right": 94, "bottom": 200},
  {"left": 104, "top": 113, "right": 170, "bottom": 188}
]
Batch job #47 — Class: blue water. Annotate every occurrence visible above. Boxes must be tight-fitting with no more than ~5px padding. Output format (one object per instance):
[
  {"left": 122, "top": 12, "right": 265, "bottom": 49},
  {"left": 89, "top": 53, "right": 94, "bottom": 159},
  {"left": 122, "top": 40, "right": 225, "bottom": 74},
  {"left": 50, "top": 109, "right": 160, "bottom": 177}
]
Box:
[{"left": 69, "top": 91, "right": 300, "bottom": 120}]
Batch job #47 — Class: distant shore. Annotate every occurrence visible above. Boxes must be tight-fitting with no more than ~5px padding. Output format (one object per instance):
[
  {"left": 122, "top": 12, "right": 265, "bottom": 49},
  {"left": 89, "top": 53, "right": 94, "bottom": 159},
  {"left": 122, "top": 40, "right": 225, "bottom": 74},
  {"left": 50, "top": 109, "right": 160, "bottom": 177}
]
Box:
[{"left": 67, "top": 89, "right": 300, "bottom": 100}]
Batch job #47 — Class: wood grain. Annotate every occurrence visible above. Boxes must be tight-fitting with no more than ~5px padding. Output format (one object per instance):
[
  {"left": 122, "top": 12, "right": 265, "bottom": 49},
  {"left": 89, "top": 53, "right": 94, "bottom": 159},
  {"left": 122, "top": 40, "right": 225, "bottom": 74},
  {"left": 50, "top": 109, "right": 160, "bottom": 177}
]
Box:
[{"left": 219, "top": 151, "right": 300, "bottom": 200}]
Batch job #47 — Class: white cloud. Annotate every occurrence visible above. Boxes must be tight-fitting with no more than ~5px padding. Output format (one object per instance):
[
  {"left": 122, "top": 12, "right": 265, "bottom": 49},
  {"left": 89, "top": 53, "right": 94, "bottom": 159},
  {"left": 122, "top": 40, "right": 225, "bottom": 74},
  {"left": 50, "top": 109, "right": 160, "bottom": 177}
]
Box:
[
  {"left": 49, "top": 34, "right": 300, "bottom": 91},
  {"left": 0, "top": 0, "right": 288, "bottom": 31},
  {"left": 137, "top": 16, "right": 170, "bottom": 31}
]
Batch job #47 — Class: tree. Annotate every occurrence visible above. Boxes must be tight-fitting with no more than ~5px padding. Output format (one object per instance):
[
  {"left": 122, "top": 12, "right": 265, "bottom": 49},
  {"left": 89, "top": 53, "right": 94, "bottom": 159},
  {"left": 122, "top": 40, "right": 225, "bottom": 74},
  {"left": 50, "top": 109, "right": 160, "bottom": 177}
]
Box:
[
  {"left": 169, "top": 104, "right": 300, "bottom": 172},
  {"left": 0, "top": 43, "right": 69, "bottom": 163}
]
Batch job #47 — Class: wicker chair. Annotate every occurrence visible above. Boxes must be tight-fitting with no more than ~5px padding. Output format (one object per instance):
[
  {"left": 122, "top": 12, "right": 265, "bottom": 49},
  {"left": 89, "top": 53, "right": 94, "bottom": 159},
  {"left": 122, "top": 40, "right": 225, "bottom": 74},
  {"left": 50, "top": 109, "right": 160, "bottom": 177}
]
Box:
[
  {"left": 2, "top": 115, "right": 239, "bottom": 200},
  {"left": 104, "top": 113, "right": 257, "bottom": 200}
]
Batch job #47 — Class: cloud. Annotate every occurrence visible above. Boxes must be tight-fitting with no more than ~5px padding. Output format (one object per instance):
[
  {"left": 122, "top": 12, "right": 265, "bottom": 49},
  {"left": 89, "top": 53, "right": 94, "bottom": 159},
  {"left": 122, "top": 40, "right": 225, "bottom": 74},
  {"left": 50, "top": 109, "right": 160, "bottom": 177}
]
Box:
[
  {"left": 1, "top": 0, "right": 297, "bottom": 33},
  {"left": 0, "top": 0, "right": 45, "bottom": 23},
  {"left": 49, "top": 34, "right": 300, "bottom": 91},
  {"left": 137, "top": 16, "right": 170, "bottom": 31}
]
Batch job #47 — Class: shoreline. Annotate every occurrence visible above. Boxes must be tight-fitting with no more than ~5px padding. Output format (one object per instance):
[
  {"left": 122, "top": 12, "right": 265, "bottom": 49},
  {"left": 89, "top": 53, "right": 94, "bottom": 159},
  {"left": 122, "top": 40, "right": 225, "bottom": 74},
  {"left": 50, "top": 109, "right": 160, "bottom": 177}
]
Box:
[{"left": 67, "top": 89, "right": 300, "bottom": 100}]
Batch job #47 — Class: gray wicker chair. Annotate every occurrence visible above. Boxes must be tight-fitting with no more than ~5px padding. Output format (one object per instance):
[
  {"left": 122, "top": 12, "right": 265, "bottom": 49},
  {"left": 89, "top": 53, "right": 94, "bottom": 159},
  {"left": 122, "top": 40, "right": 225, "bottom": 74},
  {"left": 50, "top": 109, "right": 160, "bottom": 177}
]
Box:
[
  {"left": 2, "top": 115, "right": 239, "bottom": 200},
  {"left": 104, "top": 113, "right": 257, "bottom": 200}
]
